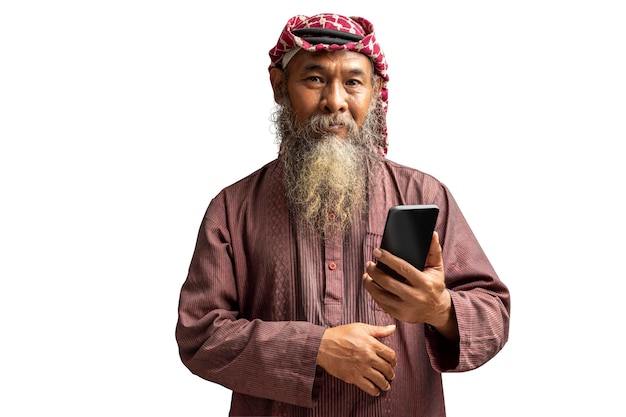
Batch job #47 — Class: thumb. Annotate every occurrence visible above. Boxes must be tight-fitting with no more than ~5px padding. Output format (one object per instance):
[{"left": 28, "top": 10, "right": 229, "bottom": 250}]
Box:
[{"left": 365, "top": 324, "right": 397, "bottom": 338}]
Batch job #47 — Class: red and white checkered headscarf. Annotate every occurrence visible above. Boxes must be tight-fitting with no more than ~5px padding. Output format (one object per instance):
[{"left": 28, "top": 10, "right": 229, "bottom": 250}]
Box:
[{"left": 268, "top": 13, "right": 390, "bottom": 154}]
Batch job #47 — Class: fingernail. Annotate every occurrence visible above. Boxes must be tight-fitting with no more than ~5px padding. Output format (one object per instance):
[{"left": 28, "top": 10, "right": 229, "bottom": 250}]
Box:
[{"left": 373, "top": 248, "right": 382, "bottom": 258}]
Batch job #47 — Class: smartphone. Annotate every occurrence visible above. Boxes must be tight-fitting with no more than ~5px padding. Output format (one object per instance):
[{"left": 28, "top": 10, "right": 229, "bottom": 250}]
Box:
[{"left": 376, "top": 204, "right": 439, "bottom": 281}]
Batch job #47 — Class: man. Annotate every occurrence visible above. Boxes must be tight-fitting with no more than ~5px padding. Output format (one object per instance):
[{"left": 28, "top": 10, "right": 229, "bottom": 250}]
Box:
[{"left": 176, "top": 13, "right": 510, "bottom": 416}]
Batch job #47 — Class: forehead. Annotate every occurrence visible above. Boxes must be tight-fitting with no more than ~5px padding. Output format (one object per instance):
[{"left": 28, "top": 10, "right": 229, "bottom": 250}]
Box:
[{"left": 287, "top": 49, "right": 374, "bottom": 75}]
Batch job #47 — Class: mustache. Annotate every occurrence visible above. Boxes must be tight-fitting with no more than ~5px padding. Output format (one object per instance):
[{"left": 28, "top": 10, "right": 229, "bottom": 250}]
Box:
[{"left": 305, "top": 114, "right": 358, "bottom": 136}]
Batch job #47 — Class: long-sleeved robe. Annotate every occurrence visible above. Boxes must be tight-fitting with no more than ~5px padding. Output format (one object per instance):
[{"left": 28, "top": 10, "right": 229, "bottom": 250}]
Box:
[{"left": 176, "top": 157, "right": 510, "bottom": 416}]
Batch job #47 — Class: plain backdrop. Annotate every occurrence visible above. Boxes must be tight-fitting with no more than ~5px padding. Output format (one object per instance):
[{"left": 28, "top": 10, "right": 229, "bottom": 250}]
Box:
[{"left": 1, "top": 1, "right": 624, "bottom": 416}]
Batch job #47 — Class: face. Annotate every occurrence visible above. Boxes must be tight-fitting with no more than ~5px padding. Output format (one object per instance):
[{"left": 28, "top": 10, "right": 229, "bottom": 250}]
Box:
[{"left": 270, "top": 49, "right": 380, "bottom": 140}]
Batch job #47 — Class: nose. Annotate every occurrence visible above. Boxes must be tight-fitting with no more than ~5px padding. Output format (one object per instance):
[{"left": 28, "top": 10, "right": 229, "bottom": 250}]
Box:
[{"left": 321, "top": 82, "right": 347, "bottom": 114}]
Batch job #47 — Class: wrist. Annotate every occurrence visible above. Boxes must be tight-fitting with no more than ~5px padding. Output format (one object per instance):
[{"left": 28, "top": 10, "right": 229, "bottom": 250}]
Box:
[{"left": 428, "top": 291, "right": 459, "bottom": 342}]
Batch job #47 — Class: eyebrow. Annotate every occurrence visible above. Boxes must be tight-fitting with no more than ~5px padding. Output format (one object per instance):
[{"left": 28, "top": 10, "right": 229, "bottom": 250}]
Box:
[
  {"left": 303, "top": 63, "right": 325, "bottom": 72},
  {"left": 302, "top": 63, "right": 368, "bottom": 76}
]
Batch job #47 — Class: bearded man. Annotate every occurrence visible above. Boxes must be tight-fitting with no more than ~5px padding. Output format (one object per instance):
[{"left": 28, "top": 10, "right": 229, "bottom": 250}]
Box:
[{"left": 176, "top": 13, "right": 510, "bottom": 417}]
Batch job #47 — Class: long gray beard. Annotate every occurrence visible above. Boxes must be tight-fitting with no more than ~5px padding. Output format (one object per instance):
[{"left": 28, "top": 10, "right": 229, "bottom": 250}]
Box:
[{"left": 274, "top": 100, "right": 385, "bottom": 238}]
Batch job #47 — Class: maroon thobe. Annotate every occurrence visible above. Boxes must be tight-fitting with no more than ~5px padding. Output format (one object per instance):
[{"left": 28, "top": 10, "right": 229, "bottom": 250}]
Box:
[{"left": 176, "top": 157, "right": 510, "bottom": 416}]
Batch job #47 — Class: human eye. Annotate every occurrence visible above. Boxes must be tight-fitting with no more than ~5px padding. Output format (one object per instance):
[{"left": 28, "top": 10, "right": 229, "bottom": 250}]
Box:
[{"left": 306, "top": 75, "right": 323, "bottom": 83}]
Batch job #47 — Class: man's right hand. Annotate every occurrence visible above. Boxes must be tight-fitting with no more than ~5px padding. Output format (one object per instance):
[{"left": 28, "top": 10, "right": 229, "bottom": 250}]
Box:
[{"left": 316, "top": 323, "right": 397, "bottom": 396}]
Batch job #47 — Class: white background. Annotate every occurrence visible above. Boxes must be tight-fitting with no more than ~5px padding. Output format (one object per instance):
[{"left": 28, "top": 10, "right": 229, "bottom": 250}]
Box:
[{"left": 1, "top": 1, "right": 624, "bottom": 416}]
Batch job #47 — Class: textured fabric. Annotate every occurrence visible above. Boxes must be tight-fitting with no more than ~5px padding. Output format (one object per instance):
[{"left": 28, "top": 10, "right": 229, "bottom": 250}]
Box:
[
  {"left": 176, "top": 157, "right": 511, "bottom": 417},
  {"left": 268, "top": 13, "right": 390, "bottom": 154}
]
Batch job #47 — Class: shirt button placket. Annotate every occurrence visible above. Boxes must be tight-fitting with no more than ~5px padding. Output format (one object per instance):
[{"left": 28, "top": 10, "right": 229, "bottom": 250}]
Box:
[{"left": 324, "top": 237, "right": 343, "bottom": 327}]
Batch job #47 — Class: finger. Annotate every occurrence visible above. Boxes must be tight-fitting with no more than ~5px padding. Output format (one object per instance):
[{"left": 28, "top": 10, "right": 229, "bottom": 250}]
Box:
[
  {"left": 424, "top": 231, "right": 443, "bottom": 269},
  {"left": 372, "top": 356, "right": 396, "bottom": 382},
  {"left": 373, "top": 248, "right": 417, "bottom": 284},
  {"left": 374, "top": 343, "right": 397, "bottom": 369},
  {"left": 365, "top": 261, "right": 406, "bottom": 294},
  {"left": 364, "top": 323, "right": 397, "bottom": 338},
  {"left": 365, "top": 370, "right": 392, "bottom": 394},
  {"left": 365, "top": 326, "right": 398, "bottom": 374},
  {"left": 362, "top": 273, "right": 401, "bottom": 309},
  {"left": 357, "top": 376, "right": 383, "bottom": 397},
  {"left": 364, "top": 262, "right": 390, "bottom": 291}
]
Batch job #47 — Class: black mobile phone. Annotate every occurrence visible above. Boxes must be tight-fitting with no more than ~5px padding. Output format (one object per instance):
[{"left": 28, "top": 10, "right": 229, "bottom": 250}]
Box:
[{"left": 376, "top": 204, "right": 439, "bottom": 281}]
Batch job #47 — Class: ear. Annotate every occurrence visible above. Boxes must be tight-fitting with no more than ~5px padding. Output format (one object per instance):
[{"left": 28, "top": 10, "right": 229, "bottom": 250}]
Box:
[
  {"left": 373, "top": 76, "right": 383, "bottom": 96},
  {"left": 269, "top": 67, "right": 286, "bottom": 104}
]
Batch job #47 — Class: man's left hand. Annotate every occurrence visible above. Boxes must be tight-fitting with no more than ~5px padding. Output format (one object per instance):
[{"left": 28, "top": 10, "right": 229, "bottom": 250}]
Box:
[{"left": 363, "top": 232, "right": 459, "bottom": 342}]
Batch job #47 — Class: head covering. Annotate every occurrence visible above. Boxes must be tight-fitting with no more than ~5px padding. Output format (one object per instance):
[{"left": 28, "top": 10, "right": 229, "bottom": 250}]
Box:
[{"left": 268, "top": 13, "right": 390, "bottom": 154}]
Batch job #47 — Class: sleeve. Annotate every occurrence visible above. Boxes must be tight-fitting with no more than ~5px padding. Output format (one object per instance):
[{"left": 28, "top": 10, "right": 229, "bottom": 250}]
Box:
[
  {"left": 175, "top": 194, "right": 326, "bottom": 408},
  {"left": 424, "top": 184, "right": 511, "bottom": 372}
]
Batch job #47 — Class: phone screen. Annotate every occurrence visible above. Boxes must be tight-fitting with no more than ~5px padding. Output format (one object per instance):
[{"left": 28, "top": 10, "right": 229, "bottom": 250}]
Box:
[{"left": 376, "top": 204, "right": 439, "bottom": 281}]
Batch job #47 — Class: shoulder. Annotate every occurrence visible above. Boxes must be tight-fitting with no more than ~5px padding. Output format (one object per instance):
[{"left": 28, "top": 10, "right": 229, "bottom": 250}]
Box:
[
  {"left": 382, "top": 158, "right": 441, "bottom": 182},
  {"left": 205, "top": 159, "right": 283, "bottom": 216},
  {"left": 379, "top": 158, "right": 449, "bottom": 201},
  {"left": 219, "top": 159, "right": 282, "bottom": 197}
]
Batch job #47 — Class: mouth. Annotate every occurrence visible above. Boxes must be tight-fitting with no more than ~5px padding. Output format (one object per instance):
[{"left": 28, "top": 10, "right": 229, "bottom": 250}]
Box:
[
  {"left": 325, "top": 124, "right": 345, "bottom": 132},
  {"left": 322, "top": 124, "right": 349, "bottom": 140},
  {"left": 305, "top": 114, "right": 355, "bottom": 139}
]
